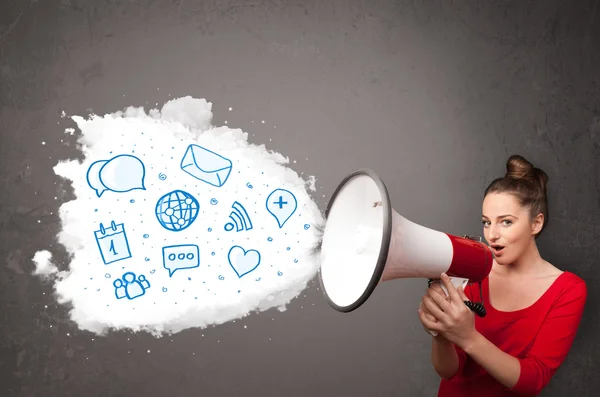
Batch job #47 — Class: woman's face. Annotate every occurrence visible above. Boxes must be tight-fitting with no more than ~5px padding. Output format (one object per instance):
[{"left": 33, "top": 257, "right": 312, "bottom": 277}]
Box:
[{"left": 481, "top": 192, "right": 541, "bottom": 265}]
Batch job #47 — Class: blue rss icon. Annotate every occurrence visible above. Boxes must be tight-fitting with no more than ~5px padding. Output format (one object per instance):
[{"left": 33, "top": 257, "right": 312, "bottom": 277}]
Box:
[
  {"left": 114, "top": 272, "right": 150, "bottom": 300},
  {"left": 228, "top": 245, "right": 261, "bottom": 278},
  {"left": 224, "top": 201, "right": 253, "bottom": 232},
  {"left": 155, "top": 190, "right": 200, "bottom": 232},
  {"left": 94, "top": 221, "right": 132, "bottom": 265},
  {"left": 162, "top": 244, "right": 200, "bottom": 277},
  {"left": 180, "top": 144, "right": 232, "bottom": 187},
  {"left": 266, "top": 189, "right": 298, "bottom": 228},
  {"left": 86, "top": 154, "right": 146, "bottom": 197}
]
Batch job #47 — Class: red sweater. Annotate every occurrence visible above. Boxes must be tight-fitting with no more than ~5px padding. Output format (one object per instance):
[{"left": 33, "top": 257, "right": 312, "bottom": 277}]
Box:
[{"left": 438, "top": 271, "right": 587, "bottom": 397}]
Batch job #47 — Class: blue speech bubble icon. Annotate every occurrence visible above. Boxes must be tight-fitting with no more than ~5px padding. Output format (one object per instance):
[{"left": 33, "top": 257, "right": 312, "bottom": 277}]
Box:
[
  {"left": 86, "top": 154, "right": 146, "bottom": 197},
  {"left": 162, "top": 244, "right": 200, "bottom": 277},
  {"left": 266, "top": 188, "right": 297, "bottom": 228}
]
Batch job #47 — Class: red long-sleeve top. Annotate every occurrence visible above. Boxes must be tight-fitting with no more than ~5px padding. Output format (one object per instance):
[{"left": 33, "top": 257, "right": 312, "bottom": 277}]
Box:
[{"left": 438, "top": 271, "right": 587, "bottom": 397}]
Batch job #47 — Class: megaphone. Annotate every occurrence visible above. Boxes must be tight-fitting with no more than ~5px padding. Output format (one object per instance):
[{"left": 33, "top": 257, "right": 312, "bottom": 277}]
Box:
[{"left": 317, "top": 169, "right": 494, "bottom": 322}]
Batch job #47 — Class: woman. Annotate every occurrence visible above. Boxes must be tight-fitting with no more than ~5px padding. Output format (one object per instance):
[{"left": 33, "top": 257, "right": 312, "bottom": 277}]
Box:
[{"left": 418, "top": 155, "right": 588, "bottom": 396}]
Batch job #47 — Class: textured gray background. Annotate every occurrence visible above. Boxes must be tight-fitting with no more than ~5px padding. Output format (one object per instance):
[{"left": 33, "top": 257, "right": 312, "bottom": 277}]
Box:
[{"left": 1, "top": 0, "right": 599, "bottom": 396}]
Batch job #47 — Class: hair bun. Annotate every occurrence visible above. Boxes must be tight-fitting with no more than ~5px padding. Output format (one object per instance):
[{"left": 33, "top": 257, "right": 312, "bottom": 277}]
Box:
[{"left": 505, "top": 154, "right": 548, "bottom": 190}]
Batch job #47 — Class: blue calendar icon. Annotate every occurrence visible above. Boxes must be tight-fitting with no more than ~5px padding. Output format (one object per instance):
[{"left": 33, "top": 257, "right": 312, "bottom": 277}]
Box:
[{"left": 94, "top": 221, "right": 132, "bottom": 265}]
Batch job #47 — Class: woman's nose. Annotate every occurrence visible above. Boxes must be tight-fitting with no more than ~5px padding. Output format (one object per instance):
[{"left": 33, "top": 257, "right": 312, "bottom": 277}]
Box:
[
  {"left": 490, "top": 229, "right": 501, "bottom": 240},
  {"left": 487, "top": 225, "right": 501, "bottom": 240}
]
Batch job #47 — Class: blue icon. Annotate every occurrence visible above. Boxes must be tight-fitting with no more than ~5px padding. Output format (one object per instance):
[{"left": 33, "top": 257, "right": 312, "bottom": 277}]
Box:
[
  {"left": 155, "top": 190, "right": 200, "bottom": 232},
  {"left": 180, "top": 144, "right": 232, "bottom": 187},
  {"left": 224, "top": 201, "right": 253, "bottom": 232},
  {"left": 94, "top": 221, "right": 132, "bottom": 264},
  {"left": 266, "top": 189, "right": 297, "bottom": 228},
  {"left": 228, "top": 245, "right": 261, "bottom": 278},
  {"left": 162, "top": 244, "right": 200, "bottom": 277},
  {"left": 86, "top": 154, "right": 146, "bottom": 197},
  {"left": 114, "top": 272, "right": 150, "bottom": 300}
]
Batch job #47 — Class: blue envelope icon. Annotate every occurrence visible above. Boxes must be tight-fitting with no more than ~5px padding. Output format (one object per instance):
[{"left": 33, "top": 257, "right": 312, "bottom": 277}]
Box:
[{"left": 180, "top": 144, "right": 232, "bottom": 187}]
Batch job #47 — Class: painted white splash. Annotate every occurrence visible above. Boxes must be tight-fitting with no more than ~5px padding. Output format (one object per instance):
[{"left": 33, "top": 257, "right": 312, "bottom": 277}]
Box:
[
  {"left": 32, "top": 250, "right": 58, "bottom": 276},
  {"left": 33, "top": 96, "right": 324, "bottom": 337}
]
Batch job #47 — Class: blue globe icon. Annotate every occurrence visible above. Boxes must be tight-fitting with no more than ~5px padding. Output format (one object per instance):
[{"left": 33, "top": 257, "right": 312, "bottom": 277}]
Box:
[{"left": 155, "top": 190, "right": 200, "bottom": 232}]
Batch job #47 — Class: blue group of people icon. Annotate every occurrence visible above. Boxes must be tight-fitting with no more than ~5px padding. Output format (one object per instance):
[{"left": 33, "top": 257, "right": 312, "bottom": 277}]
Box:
[{"left": 114, "top": 272, "right": 150, "bottom": 300}]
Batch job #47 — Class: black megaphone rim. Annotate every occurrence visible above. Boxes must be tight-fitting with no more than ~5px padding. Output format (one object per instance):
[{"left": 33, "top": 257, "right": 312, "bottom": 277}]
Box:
[{"left": 318, "top": 168, "right": 393, "bottom": 313}]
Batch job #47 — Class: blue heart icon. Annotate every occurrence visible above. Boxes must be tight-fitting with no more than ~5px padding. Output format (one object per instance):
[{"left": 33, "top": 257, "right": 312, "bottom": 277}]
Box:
[{"left": 228, "top": 245, "right": 261, "bottom": 278}]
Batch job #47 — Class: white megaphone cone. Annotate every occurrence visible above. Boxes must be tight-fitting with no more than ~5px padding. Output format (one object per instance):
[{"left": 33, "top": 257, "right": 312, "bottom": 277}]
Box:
[{"left": 317, "top": 169, "right": 494, "bottom": 331}]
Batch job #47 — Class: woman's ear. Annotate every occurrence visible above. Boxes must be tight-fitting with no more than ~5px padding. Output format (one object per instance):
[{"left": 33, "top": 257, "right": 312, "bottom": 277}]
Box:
[{"left": 531, "top": 213, "right": 544, "bottom": 235}]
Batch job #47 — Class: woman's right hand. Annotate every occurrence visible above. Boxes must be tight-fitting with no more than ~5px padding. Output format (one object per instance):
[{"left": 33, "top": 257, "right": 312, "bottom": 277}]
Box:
[{"left": 419, "top": 280, "right": 450, "bottom": 335}]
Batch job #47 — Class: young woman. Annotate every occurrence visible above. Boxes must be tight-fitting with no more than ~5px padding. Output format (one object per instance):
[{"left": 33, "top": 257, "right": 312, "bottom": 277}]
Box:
[{"left": 418, "top": 155, "right": 588, "bottom": 396}]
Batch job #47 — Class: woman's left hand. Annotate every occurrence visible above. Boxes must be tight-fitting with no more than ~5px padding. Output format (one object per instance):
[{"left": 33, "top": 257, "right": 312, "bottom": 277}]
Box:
[{"left": 418, "top": 273, "right": 479, "bottom": 350}]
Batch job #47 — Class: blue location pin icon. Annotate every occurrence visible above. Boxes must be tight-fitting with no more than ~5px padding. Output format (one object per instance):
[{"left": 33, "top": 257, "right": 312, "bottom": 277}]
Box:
[{"left": 266, "top": 189, "right": 297, "bottom": 228}]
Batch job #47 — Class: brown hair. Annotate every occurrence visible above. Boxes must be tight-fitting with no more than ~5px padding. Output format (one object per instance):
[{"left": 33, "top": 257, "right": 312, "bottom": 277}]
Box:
[{"left": 484, "top": 155, "right": 550, "bottom": 238}]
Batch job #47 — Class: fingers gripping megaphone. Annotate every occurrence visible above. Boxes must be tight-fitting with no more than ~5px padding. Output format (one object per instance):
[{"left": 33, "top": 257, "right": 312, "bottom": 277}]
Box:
[{"left": 316, "top": 169, "right": 494, "bottom": 334}]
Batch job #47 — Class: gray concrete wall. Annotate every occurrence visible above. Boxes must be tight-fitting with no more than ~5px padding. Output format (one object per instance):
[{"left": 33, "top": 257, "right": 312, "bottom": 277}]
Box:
[{"left": 1, "top": 1, "right": 598, "bottom": 396}]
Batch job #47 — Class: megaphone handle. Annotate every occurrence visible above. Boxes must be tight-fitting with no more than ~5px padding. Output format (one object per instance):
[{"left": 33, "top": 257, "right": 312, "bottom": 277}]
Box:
[{"left": 426, "top": 277, "right": 487, "bottom": 321}]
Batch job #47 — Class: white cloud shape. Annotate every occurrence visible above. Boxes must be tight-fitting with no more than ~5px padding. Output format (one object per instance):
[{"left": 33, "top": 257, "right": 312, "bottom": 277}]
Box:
[{"left": 34, "top": 96, "right": 324, "bottom": 337}]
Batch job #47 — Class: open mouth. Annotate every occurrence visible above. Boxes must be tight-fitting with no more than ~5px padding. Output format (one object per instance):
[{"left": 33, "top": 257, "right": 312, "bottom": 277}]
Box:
[{"left": 491, "top": 244, "right": 505, "bottom": 253}]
